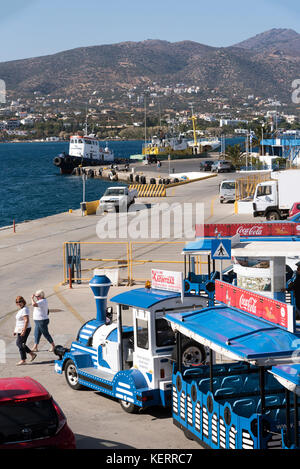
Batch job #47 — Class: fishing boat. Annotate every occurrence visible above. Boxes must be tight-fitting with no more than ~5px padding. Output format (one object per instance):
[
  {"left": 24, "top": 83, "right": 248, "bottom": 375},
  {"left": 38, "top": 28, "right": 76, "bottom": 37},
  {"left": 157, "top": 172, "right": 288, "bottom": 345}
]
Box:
[
  {"left": 142, "top": 132, "right": 192, "bottom": 157},
  {"left": 141, "top": 115, "right": 220, "bottom": 158},
  {"left": 187, "top": 115, "right": 220, "bottom": 153},
  {"left": 53, "top": 134, "right": 115, "bottom": 175}
]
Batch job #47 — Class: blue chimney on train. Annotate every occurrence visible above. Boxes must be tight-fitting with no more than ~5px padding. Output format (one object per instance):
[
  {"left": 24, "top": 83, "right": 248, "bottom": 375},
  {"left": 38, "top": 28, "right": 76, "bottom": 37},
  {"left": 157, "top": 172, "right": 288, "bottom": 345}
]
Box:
[{"left": 89, "top": 270, "right": 112, "bottom": 324}]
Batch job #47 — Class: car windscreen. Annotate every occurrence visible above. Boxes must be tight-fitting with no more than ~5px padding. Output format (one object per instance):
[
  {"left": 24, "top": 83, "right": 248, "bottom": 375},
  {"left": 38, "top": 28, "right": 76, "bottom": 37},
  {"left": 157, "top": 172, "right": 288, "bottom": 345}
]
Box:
[
  {"left": 0, "top": 399, "right": 58, "bottom": 443},
  {"left": 221, "top": 182, "right": 235, "bottom": 190},
  {"left": 105, "top": 189, "right": 124, "bottom": 196}
]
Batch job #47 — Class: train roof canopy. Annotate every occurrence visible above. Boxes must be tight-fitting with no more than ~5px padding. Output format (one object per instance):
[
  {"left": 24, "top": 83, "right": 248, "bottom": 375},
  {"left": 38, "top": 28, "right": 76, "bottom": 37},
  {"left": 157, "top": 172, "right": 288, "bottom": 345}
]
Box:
[
  {"left": 110, "top": 287, "right": 181, "bottom": 309},
  {"left": 166, "top": 305, "right": 300, "bottom": 365},
  {"left": 270, "top": 364, "right": 300, "bottom": 393}
]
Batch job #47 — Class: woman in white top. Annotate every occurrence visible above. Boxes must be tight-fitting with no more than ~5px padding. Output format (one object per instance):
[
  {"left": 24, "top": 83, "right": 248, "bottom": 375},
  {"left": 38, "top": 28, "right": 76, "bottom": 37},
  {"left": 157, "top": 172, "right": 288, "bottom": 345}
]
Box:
[
  {"left": 14, "top": 296, "right": 37, "bottom": 365},
  {"left": 31, "top": 290, "right": 55, "bottom": 352}
]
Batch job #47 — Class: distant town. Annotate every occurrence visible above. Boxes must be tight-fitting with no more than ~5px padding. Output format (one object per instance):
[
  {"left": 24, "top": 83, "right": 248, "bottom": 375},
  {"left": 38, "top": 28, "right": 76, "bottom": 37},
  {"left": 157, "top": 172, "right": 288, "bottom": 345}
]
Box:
[{"left": 1, "top": 82, "right": 299, "bottom": 142}]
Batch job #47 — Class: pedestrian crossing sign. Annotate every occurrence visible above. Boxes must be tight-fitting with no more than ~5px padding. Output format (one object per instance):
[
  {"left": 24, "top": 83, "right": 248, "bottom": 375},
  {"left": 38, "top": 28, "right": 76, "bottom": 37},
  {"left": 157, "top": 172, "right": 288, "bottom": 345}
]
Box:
[{"left": 211, "top": 238, "right": 231, "bottom": 260}]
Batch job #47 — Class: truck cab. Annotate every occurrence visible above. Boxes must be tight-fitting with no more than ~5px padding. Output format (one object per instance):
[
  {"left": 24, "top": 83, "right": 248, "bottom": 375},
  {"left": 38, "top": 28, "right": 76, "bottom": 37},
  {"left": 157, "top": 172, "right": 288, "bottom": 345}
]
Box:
[
  {"left": 253, "top": 180, "right": 279, "bottom": 220},
  {"left": 253, "top": 171, "right": 300, "bottom": 221},
  {"left": 99, "top": 186, "right": 137, "bottom": 212}
]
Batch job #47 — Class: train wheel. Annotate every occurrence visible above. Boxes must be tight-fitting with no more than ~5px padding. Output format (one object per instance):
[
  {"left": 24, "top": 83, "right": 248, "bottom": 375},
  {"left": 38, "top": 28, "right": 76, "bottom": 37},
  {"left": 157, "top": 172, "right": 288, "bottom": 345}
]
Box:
[
  {"left": 64, "top": 360, "right": 83, "bottom": 390},
  {"left": 119, "top": 400, "right": 139, "bottom": 414}
]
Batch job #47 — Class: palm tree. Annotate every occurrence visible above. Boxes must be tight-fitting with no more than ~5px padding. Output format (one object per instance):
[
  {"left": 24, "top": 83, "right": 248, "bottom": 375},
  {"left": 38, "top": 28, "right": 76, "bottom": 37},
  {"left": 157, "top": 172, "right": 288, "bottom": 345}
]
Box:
[{"left": 225, "top": 144, "right": 244, "bottom": 169}]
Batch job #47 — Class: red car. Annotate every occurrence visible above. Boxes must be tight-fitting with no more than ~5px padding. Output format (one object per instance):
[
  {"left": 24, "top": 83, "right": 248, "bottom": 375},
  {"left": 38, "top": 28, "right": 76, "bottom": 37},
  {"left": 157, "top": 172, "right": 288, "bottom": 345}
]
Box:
[
  {"left": 289, "top": 202, "right": 300, "bottom": 217},
  {"left": 0, "top": 376, "right": 76, "bottom": 449}
]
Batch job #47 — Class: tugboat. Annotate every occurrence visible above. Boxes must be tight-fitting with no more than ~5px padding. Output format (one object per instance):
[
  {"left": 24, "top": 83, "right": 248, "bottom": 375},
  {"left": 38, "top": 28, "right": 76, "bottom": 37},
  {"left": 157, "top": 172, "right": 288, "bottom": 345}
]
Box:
[{"left": 53, "top": 134, "right": 115, "bottom": 174}]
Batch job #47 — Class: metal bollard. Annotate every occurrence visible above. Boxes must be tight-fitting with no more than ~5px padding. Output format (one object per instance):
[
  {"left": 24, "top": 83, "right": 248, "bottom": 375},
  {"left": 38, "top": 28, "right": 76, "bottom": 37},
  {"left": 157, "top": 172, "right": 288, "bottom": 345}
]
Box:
[{"left": 69, "top": 267, "right": 73, "bottom": 289}]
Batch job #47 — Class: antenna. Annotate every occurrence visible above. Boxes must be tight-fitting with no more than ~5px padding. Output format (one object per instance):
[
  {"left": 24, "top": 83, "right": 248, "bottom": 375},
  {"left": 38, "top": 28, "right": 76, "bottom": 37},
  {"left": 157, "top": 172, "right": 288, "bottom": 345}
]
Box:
[{"left": 84, "top": 102, "right": 88, "bottom": 136}]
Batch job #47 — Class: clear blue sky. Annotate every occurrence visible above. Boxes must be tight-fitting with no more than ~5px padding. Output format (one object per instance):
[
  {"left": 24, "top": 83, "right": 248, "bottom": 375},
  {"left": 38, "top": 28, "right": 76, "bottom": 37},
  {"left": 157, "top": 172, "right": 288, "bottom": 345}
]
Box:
[{"left": 0, "top": 0, "right": 299, "bottom": 62}]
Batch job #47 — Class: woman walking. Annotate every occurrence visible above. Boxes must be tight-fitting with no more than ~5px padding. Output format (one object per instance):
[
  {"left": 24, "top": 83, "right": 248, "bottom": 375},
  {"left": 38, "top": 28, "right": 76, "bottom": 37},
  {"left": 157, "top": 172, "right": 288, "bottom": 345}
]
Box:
[
  {"left": 31, "top": 290, "right": 55, "bottom": 352},
  {"left": 14, "top": 296, "right": 37, "bottom": 365}
]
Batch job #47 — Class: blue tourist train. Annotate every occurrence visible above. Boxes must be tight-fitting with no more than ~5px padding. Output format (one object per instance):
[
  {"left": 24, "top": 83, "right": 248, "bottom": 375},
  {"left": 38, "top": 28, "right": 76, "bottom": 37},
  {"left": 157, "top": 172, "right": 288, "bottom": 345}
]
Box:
[{"left": 54, "top": 228, "right": 300, "bottom": 449}]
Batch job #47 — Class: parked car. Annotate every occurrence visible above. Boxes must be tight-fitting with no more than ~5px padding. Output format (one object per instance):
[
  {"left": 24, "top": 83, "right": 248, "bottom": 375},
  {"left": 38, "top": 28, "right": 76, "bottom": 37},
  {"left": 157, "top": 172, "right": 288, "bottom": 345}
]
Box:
[
  {"left": 219, "top": 179, "right": 236, "bottom": 203},
  {"left": 0, "top": 377, "right": 76, "bottom": 449},
  {"left": 287, "top": 212, "right": 300, "bottom": 222},
  {"left": 289, "top": 202, "right": 300, "bottom": 217},
  {"left": 99, "top": 186, "right": 138, "bottom": 212},
  {"left": 199, "top": 160, "right": 213, "bottom": 171},
  {"left": 211, "top": 160, "right": 236, "bottom": 173}
]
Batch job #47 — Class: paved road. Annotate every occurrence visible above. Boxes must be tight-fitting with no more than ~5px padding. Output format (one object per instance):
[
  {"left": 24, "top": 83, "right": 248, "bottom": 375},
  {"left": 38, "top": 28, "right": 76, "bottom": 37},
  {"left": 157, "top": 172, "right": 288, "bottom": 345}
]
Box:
[{"left": 0, "top": 167, "right": 267, "bottom": 450}]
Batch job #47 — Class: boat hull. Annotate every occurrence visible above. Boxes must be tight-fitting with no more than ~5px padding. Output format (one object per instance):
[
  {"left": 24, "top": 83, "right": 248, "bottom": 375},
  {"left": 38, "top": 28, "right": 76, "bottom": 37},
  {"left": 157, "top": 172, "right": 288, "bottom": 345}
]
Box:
[{"left": 53, "top": 153, "right": 119, "bottom": 175}]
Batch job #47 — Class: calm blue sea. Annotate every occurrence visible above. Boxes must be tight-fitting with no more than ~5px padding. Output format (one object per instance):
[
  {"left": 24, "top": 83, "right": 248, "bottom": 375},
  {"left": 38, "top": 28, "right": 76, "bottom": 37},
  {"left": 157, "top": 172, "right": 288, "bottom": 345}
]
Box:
[
  {"left": 0, "top": 140, "right": 142, "bottom": 228},
  {"left": 0, "top": 137, "right": 245, "bottom": 228}
]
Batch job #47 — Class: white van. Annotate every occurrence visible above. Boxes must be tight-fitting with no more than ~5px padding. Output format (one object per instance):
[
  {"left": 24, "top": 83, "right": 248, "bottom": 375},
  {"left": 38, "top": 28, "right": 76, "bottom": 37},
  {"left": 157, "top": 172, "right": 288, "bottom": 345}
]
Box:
[{"left": 219, "top": 179, "right": 236, "bottom": 203}]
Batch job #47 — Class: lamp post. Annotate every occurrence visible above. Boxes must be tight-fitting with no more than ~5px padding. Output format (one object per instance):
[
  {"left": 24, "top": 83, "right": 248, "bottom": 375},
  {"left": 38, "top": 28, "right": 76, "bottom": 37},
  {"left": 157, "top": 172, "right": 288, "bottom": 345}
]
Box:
[{"left": 81, "top": 173, "right": 87, "bottom": 216}]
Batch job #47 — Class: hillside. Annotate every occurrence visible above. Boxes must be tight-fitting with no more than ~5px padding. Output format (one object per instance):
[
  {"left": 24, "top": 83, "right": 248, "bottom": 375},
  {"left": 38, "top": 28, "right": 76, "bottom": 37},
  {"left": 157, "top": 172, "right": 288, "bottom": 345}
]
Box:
[
  {"left": 0, "top": 29, "right": 299, "bottom": 103},
  {"left": 233, "top": 28, "right": 300, "bottom": 57}
]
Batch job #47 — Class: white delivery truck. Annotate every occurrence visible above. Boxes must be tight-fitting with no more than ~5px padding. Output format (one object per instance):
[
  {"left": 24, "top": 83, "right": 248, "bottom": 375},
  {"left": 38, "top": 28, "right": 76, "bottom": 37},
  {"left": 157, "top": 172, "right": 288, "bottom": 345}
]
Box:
[
  {"left": 219, "top": 179, "right": 236, "bottom": 203},
  {"left": 253, "top": 170, "right": 300, "bottom": 220},
  {"left": 99, "top": 186, "right": 138, "bottom": 212}
]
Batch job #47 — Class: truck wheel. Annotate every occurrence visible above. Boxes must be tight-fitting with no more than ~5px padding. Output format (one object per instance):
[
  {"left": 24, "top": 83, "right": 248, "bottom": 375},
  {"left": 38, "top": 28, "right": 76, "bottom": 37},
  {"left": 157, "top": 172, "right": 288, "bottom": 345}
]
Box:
[
  {"left": 181, "top": 340, "right": 206, "bottom": 367},
  {"left": 266, "top": 211, "right": 280, "bottom": 220},
  {"left": 65, "top": 360, "right": 83, "bottom": 390},
  {"left": 119, "top": 400, "right": 139, "bottom": 414}
]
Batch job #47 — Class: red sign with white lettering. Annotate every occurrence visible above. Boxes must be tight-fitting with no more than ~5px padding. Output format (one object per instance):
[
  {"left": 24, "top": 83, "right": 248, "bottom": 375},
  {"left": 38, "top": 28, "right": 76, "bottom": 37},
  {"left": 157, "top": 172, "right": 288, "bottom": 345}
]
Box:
[
  {"left": 215, "top": 280, "right": 291, "bottom": 329},
  {"left": 195, "top": 223, "right": 298, "bottom": 238}
]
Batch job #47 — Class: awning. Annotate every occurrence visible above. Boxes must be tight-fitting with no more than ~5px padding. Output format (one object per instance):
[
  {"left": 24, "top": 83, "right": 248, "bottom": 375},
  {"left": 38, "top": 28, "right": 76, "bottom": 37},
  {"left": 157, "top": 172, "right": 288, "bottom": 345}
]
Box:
[
  {"left": 232, "top": 240, "right": 300, "bottom": 258},
  {"left": 183, "top": 236, "right": 300, "bottom": 256},
  {"left": 166, "top": 305, "right": 300, "bottom": 365},
  {"left": 182, "top": 238, "right": 232, "bottom": 255}
]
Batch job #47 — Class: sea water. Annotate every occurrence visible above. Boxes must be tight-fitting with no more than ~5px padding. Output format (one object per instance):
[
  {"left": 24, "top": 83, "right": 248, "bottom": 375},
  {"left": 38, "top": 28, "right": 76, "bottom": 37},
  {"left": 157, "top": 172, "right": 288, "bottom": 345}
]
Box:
[
  {"left": 0, "top": 140, "right": 142, "bottom": 228},
  {"left": 0, "top": 137, "right": 245, "bottom": 228}
]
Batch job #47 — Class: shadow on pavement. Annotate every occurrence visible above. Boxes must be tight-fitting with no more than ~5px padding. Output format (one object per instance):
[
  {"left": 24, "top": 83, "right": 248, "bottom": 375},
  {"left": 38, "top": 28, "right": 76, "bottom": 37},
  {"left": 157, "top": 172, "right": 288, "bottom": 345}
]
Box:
[{"left": 75, "top": 434, "right": 134, "bottom": 449}]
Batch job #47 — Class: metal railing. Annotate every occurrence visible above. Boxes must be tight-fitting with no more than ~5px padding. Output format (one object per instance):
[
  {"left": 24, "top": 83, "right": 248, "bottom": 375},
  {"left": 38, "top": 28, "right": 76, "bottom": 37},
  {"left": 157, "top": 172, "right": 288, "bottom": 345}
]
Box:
[
  {"left": 235, "top": 172, "right": 271, "bottom": 201},
  {"left": 63, "top": 241, "right": 130, "bottom": 285},
  {"left": 63, "top": 240, "right": 209, "bottom": 286}
]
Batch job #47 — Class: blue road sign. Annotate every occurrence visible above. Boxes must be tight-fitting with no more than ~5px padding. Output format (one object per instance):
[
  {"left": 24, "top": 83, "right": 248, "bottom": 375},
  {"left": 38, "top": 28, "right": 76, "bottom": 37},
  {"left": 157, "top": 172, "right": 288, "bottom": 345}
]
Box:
[{"left": 211, "top": 238, "right": 231, "bottom": 260}]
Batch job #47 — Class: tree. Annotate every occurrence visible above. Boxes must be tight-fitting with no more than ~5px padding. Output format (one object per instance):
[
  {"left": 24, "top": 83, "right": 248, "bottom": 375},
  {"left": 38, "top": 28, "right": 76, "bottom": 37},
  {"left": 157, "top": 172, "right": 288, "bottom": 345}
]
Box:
[{"left": 225, "top": 144, "right": 245, "bottom": 169}]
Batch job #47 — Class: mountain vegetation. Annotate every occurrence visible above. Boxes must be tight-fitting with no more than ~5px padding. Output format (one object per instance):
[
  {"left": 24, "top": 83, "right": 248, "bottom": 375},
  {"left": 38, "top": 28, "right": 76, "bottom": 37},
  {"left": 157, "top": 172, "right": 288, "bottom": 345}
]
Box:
[{"left": 0, "top": 28, "right": 299, "bottom": 107}]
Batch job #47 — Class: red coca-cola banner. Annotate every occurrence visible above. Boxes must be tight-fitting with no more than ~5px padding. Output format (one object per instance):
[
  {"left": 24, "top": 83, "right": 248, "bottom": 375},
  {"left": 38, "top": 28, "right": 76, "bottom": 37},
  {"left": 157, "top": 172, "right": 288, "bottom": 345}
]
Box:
[
  {"left": 215, "top": 280, "right": 293, "bottom": 330},
  {"left": 195, "top": 222, "right": 299, "bottom": 238}
]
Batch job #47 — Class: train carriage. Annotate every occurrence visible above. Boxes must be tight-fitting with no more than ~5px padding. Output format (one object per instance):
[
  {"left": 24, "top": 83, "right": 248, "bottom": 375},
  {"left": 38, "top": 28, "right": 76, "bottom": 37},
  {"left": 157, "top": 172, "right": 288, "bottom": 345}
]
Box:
[{"left": 166, "top": 280, "right": 300, "bottom": 449}]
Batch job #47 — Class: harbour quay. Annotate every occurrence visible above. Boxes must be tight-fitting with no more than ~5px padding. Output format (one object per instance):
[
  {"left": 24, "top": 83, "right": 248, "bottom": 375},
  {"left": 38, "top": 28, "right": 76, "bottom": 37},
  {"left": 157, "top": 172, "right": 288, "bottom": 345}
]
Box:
[
  {"left": 0, "top": 171, "right": 266, "bottom": 449},
  {"left": 70, "top": 154, "right": 221, "bottom": 185}
]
